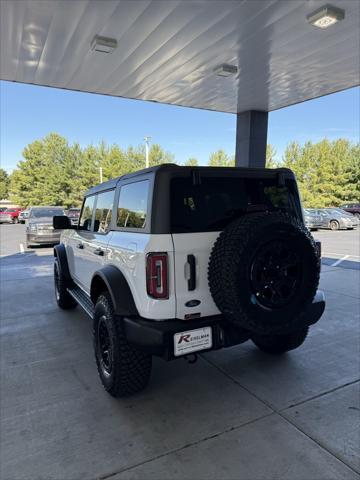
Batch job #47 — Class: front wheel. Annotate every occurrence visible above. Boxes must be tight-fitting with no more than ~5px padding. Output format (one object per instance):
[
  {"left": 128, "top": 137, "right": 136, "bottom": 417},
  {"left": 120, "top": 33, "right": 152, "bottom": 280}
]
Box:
[
  {"left": 330, "top": 220, "right": 339, "bottom": 231},
  {"left": 252, "top": 327, "right": 309, "bottom": 355},
  {"left": 94, "top": 293, "right": 152, "bottom": 397}
]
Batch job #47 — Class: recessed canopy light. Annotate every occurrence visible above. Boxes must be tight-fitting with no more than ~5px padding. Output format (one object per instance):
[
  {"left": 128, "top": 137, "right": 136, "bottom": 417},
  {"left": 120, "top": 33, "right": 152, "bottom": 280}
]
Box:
[
  {"left": 213, "top": 64, "right": 238, "bottom": 77},
  {"left": 91, "top": 35, "right": 117, "bottom": 54},
  {"left": 307, "top": 5, "right": 345, "bottom": 29}
]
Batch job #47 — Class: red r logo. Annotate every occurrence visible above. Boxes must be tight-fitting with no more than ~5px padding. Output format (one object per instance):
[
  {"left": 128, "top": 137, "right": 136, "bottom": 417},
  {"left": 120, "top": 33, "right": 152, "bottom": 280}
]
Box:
[{"left": 178, "top": 334, "right": 191, "bottom": 344}]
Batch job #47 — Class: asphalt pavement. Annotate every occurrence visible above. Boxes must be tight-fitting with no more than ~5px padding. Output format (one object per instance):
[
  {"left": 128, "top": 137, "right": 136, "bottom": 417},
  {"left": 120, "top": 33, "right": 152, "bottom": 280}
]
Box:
[{"left": 0, "top": 224, "right": 359, "bottom": 480}]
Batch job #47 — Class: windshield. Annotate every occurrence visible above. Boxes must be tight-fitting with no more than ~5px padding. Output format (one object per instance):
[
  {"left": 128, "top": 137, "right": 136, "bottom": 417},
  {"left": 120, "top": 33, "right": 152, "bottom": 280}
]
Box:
[
  {"left": 333, "top": 208, "right": 350, "bottom": 215},
  {"left": 171, "top": 176, "right": 301, "bottom": 233},
  {"left": 30, "top": 208, "right": 65, "bottom": 218}
]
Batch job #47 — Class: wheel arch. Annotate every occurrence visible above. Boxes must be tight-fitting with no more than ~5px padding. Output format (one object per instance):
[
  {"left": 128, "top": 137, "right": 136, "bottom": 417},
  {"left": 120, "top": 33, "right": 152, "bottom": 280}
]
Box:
[
  {"left": 90, "top": 265, "right": 139, "bottom": 317},
  {"left": 53, "top": 243, "right": 72, "bottom": 282}
]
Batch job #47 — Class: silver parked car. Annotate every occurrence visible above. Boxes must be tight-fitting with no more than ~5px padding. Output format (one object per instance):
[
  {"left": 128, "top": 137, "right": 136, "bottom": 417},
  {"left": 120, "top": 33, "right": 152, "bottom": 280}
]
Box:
[
  {"left": 26, "top": 206, "right": 65, "bottom": 247},
  {"left": 303, "top": 209, "right": 322, "bottom": 231},
  {"left": 312, "top": 208, "right": 359, "bottom": 230}
]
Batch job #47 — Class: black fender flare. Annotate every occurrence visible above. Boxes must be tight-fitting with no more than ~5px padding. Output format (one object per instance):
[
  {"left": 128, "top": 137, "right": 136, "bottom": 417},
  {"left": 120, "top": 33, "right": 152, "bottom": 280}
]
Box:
[
  {"left": 53, "top": 244, "right": 72, "bottom": 283},
  {"left": 90, "top": 265, "right": 139, "bottom": 317}
]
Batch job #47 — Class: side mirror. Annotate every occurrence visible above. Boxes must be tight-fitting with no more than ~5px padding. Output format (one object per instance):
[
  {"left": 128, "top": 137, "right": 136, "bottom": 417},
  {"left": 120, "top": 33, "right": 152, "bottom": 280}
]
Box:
[{"left": 53, "top": 215, "right": 72, "bottom": 229}]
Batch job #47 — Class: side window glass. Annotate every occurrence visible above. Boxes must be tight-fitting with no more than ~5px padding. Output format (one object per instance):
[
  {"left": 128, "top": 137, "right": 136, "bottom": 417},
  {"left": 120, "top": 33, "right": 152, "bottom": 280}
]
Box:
[
  {"left": 79, "top": 196, "right": 95, "bottom": 231},
  {"left": 117, "top": 180, "right": 149, "bottom": 229},
  {"left": 94, "top": 190, "right": 114, "bottom": 233}
]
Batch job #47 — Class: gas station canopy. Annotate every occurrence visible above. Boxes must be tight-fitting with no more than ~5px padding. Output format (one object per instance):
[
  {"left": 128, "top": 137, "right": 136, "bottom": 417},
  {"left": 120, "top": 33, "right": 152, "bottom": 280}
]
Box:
[{"left": 1, "top": 0, "right": 359, "bottom": 114}]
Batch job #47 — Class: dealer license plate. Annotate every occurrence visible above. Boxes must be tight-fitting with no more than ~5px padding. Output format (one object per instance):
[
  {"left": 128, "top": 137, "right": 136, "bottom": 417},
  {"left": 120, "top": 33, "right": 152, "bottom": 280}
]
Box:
[{"left": 173, "top": 327, "right": 212, "bottom": 357}]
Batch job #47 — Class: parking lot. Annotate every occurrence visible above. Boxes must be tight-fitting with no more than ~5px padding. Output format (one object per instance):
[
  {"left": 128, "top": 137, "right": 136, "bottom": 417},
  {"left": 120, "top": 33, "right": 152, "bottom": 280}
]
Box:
[{"left": 1, "top": 224, "right": 359, "bottom": 479}]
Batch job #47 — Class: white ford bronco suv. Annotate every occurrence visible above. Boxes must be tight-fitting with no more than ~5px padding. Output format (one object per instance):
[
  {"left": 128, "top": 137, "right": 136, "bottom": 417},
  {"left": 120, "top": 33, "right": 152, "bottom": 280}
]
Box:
[{"left": 53, "top": 165, "right": 325, "bottom": 397}]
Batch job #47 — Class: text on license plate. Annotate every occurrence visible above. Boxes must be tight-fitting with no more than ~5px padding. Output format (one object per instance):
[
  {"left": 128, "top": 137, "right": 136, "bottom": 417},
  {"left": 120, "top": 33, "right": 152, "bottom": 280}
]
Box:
[{"left": 173, "top": 327, "right": 212, "bottom": 357}]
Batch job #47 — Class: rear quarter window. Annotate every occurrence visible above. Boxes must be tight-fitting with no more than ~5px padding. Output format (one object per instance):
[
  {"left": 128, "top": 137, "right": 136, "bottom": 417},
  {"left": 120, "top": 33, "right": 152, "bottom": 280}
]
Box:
[{"left": 117, "top": 180, "right": 149, "bottom": 229}]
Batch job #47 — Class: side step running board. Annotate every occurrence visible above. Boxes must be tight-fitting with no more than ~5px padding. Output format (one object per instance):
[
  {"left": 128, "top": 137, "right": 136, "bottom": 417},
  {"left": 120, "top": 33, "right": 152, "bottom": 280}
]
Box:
[{"left": 67, "top": 285, "right": 94, "bottom": 318}]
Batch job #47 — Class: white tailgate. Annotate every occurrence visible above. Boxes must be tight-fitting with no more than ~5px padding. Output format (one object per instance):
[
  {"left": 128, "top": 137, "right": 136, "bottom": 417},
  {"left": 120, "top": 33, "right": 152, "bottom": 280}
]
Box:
[{"left": 172, "top": 232, "right": 221, "bottom": 320}]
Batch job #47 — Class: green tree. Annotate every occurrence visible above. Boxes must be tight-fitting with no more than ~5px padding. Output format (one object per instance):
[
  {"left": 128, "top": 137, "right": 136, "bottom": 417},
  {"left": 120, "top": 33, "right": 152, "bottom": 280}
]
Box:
[
  {"left": 9, "top": 135, "right": 178, "bottom": 207},
  {"left": 266, "top": 144, "right": 278, "bottom": 168},
  {"left": 148, "top": 143, "right": 175, "bottom": 167},
  {"left": 282, "top": 138, "right": 360, "bottom": 207},
  {"left": 0, "top": 168, "right": 9, "bottom": 200},
  {"left": 208, "top": 149, "right": 232, "bottom": 167},
  {"left": 10, "top": 133, "right": 70, "bottom": 207},
  {"left": 184, "top": 157, "right": 199, "bottom": 166}
]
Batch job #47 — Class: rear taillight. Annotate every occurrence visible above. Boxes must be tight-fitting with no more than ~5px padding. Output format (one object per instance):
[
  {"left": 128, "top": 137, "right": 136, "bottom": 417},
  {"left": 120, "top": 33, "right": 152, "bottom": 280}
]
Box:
[{"left": 146, "top": 253, "right": 169, "bottom": 299}]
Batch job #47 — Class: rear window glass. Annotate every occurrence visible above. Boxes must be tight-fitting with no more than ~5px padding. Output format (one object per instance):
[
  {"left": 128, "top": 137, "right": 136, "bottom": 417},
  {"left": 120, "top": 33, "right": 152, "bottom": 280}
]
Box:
[
  {"left": 30, "top": 208, "right": 65, "bottom": 218},
  {"left": 117, "top": 180, "right": 149, "bottom": 229},
  {"left": 171, "top": 176, "right": 301, "bottom": 233}
]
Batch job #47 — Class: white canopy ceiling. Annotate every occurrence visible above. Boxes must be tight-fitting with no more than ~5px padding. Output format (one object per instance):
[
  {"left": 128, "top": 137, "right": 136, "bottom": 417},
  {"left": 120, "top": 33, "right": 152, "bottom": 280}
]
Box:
[{"left": 1, "top": 0, "right": 359, "bottom": 113}]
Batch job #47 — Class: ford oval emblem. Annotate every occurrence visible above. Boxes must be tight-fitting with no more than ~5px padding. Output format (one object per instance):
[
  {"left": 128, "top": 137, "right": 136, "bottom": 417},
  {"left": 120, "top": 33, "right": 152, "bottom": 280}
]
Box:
[{"left": 185, "top": 299, "right": 201, "bottom": 307}]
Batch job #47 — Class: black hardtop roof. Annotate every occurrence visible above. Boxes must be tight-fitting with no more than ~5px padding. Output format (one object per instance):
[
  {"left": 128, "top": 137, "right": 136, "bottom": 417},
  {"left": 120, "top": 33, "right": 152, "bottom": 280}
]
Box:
[{"left": 84, "top": 163, "right": 294, "bottom": 197}]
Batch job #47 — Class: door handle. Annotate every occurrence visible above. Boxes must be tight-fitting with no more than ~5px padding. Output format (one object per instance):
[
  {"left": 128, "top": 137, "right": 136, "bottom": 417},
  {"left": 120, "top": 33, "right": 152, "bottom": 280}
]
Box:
[
  {"left": 94, "top": 248, "right": 104, "bottom": 256},
  {"left": 76, "top": 243, "right": 84, "bottom": 249},
  {"left": 187, "top": 254, "right": 196, "bottom": 291}
]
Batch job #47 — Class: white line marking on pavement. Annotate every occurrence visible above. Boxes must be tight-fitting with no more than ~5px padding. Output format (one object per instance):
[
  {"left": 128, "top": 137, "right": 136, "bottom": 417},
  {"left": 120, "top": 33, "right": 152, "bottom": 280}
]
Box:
[
  {"left": 323, "top": 252, "right": 360, "bottom": 259},
  {"left": 331, "top": 255, "right": 350, "bottom": 267},
  {"left": 19, "top": 243, "right": 24, "bottom": 254}
]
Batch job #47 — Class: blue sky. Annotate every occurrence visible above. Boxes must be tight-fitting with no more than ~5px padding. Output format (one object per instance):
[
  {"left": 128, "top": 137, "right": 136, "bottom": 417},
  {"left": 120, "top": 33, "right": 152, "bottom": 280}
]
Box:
[{"left": 0, "top": 81, "right": 359, "bottom": 173}]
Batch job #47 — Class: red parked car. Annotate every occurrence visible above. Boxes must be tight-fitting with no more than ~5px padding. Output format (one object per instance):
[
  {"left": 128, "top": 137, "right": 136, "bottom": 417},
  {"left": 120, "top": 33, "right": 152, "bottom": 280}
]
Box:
[
  {"left": 340, "top": 203, "right": 360, "bottom": 219},
  {"left": 0, "top": 207, "right": 23, "bottom": 224}
]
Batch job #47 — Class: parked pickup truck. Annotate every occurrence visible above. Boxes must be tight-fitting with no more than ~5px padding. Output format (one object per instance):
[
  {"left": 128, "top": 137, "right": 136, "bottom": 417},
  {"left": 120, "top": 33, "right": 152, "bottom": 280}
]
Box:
[
  {"left": 53, "top": 165, "right": 325, "bottom": 398},
  {"left": 0, "top": 207, "right": 23, "bottom": 224}
]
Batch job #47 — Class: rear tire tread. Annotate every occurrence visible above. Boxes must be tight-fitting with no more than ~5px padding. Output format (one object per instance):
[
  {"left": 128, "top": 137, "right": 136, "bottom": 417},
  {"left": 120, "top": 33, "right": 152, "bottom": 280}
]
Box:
[
  {"left": 54, "top": 259, "right": 77, "bottom": 310},
  {"left": 94, "top": 293, "right": 152, "bottom": 397}
]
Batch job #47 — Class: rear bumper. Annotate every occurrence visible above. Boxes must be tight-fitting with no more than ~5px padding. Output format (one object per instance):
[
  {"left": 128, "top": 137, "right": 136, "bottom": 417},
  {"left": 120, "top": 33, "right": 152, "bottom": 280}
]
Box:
[{"left": 124, "top": 291, "right": 326, "bottom": 360}]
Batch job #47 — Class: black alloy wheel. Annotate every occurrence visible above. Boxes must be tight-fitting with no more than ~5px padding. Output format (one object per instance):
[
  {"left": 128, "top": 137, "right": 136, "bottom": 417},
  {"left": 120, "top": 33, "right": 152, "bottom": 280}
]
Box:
[
  {"left": 96, "top": 315, "right": 113, "bottom": 376},
  {"left": 250, "top": 240, "right": 301, "bottom": 309}
]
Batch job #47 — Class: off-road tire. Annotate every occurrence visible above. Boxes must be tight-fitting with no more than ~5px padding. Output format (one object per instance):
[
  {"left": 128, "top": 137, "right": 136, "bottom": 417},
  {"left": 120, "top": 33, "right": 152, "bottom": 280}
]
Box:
[
  {"left": 208, "top": 212, "right": 320, "bottom": 335},
  {"left": 54, "top": 258, "right": 77, "bottom": 309},
  {"left": 94, "top": 293, "right": 152, "bottom": 397},
  {"left": 252, "top": 327, "right": 309, "bottom": 354}
]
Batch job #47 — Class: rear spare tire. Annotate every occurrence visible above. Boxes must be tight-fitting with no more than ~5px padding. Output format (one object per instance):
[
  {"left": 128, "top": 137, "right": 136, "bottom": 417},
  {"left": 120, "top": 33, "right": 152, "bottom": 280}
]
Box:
[{"left": 208, "top": 212, "right": 320, "bottom": 335}]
